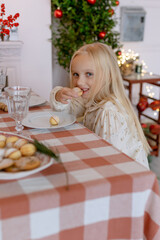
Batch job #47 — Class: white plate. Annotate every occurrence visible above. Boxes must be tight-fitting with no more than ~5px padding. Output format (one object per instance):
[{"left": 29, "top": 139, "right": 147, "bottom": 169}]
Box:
[
  {"left": 22, "top": 111, "right": 76, "bottom": 129},
  {"left": 0, "top": 154, "right": 54, "bottom": 180},
  {"left": 0, "top": 132, "right": 54, "bottom": 180},
  {"left": 29, "top": 95, "right": 46, "bottom": 107}
]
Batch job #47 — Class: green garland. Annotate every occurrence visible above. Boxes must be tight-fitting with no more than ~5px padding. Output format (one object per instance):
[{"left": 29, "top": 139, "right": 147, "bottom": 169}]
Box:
[{"left": 51, "top": 0, "right": 122, "bottom": 70}]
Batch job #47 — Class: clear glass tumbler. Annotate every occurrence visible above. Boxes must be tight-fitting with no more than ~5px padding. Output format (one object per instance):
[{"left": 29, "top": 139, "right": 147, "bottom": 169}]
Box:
[{"left": 5, "top": 86, "right": 31, "bottom": 134}]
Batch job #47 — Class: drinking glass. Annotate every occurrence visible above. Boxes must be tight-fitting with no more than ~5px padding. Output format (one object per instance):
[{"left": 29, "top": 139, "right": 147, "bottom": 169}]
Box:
[
  {"left": 5, "top": 86, "right": 31, "bottom": 134},
  {"left": 0, "top": 67, "right": 6, "bottom": 99}
]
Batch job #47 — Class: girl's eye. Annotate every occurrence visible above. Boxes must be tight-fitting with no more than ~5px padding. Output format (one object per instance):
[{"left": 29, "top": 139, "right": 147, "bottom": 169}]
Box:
[
  {"left": 73, "top": 73, "right": 78, "bottom": 77},
  {"left": 86, "top": 72, "right": 93, "bottom": 77}
]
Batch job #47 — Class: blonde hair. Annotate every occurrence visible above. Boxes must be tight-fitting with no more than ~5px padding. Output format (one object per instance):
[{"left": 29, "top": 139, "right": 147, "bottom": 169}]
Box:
[{"left": 70, "top": 42, "right": 151, "bottom": 154}]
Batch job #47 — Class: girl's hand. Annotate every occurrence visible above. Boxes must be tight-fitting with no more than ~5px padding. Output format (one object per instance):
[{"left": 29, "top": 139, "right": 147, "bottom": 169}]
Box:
[{"left": 55, "top": 87, "right": 80, "bottom": 104}]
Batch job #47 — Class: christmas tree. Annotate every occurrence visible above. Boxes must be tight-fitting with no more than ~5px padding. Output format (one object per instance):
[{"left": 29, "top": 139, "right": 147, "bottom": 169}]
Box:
[{"left": 51, "top": 0, "right": 121, "bottom": 70}]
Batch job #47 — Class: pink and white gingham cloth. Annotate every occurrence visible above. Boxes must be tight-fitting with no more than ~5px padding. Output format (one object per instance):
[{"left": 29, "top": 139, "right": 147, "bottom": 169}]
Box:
[{"left": 0, "top": 102, "right": 160, "bottom": 240}]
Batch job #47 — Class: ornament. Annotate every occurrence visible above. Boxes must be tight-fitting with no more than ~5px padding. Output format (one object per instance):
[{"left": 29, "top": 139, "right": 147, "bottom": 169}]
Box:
[
  {"left": 141, "top": 123, "right": 147, "bottom": 129},
  {"left": 149, "top": 124, "right": 160, "bottom": 135},
  {"left": 149, "top": 100, "right": 160, "bottom": 111},
  {"left": 108, "top": 8, "right": 114, "bottom": 16},
  {"left": 137, "top": 97, "right": 148, "bottom": 112},
  {"left": 87, "top": 0, "right": 96, "bottom": 4},
  {"left": 98, "top": 31, "right": 106, "bottom": 39},
  {"left": 54, "top": 8, "right": 63, "bottom": 18},
  {"left": 116, "top": 50, "right": 122, "bottom": 56},
  {"left": 115, "top": 1, "right": 119, "bottom": 6}
]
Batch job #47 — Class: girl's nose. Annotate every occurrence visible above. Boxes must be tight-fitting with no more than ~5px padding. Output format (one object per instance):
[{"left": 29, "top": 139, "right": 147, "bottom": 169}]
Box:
[{"left": 77, "top": 75, "right": 84, "bottom": 86}]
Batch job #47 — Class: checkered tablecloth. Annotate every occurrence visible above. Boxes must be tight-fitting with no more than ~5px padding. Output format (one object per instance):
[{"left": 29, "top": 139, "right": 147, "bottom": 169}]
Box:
[{"left": 0, "top": 103, "right": 160, "bottom": 240}]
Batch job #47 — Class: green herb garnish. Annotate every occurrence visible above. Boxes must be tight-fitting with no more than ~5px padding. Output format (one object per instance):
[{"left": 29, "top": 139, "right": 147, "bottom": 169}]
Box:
[
  {"left": 33, "top": 139, "right": 69, "bottom": 190},
  {"left": 33, "top": 139, "right": 59, "bottom": 160}
]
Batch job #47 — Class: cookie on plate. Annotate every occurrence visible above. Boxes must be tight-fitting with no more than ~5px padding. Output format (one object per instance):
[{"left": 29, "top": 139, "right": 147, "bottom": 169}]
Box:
[
  {"left": 14, "top": 138, "right": 28, "bottom": 149},
  {"left": 0, "top": 158, "right": 14, "bottom": 170},
  {"left": 20, "top": 143, "right": 37, "bottom": 156},
  {"left": 49, "top": 115, "right": 59, "bottom": 126},
  {"left": 4, "top": 165, "right": 20, "bottom": 173},
  {"left": 0, "top": 135, "right": 7, "bottom": 148},
  {"left": 6, "top": 136, "right": 19, "bottom": 148},
  {"left": 5, "top": 148, "right": 22, "bottom": 160},
  {"left": 0, "top": 102, "right": 8, "bottom": 112},
  {"left": 14, "top": 156, "right": 41, "bottom": 170}
]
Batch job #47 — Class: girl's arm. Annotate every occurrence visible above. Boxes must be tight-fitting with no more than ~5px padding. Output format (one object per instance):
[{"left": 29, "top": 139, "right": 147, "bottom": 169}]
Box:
[{"left": 50, "top": 86, "right": 85, "bottom": 118}]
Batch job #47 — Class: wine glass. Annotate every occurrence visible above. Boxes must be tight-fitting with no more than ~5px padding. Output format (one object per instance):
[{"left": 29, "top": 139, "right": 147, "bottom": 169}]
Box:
[
  {"left": 4, "top": 86, "right": 31, "bottom": 135},
  {"left": 0, "top": 66, "right": 6, "bottom": 99}
]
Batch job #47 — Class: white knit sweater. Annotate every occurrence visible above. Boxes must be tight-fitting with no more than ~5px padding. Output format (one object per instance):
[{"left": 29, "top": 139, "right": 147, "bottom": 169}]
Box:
[{"left": 50, "top": 86, "right": 149, "bottom": 170}]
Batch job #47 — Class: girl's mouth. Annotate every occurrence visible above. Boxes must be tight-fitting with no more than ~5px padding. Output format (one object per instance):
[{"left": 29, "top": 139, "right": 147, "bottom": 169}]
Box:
[{"left": 81, "top": 88, "right": 89, "bottom": 94}]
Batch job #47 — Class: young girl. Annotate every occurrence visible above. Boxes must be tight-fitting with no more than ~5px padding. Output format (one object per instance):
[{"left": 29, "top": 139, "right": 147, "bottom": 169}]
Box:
[{"left": 50, "top": 42, "right": 150, "bottom": 169}]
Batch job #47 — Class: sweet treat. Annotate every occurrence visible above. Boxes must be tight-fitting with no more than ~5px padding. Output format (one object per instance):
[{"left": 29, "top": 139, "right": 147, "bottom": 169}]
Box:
[
  {"left": 0, "top": 102, "right": 8, "bottom": 112},
  {"left": 0, "top": 135, "right": 7, "bottom": 142},
  {"left": 73, "top": 87, "right": 83, "bottom": 96},
  {"left": 0, "top": 158, "right": 14, "bottom": 170},
  {"left": 14, "top": 156, "right": 41, "bottom": 170},
  {"left": 49, "top": 115, "right": 59, "bottom": 126},
  {"left": 0, "top": 140, "right": 6, "bottom": 148},
  {"left": 4, "top": 165, "right": 20, "bottom": 173},
  {"left": 20, "top": 143, "right": 37, "bottom": 156},
  {"left": 14, "top": 138, "right": 28, "bottom": 149},
  {"left": 6, "top": 136, "right": 19, "bottom": 148},
  {"left": 0, "top": 135, "right": 43, "bottom": 173},
  {"left": 0, "top": 148, "right": 5, "bottom": 158},
  {"left": 5, "top": 148, "right": 22, "bottom": 160},
  {"left": 0, "top": 135, "right": 7, "bottom": 148}
]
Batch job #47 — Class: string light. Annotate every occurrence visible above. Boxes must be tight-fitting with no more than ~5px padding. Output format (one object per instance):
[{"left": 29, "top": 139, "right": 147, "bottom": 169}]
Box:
[
  {"left": 117, "top": 49, "right": 139, "bottom": 68},
  {"left": 117, "top": 50, "right": 159, "bottom": 119}
]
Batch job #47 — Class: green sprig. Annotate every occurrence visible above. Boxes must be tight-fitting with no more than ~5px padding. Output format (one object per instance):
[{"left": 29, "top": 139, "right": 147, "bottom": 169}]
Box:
[
  {"left": 33, "top": 139, "right": 69, "bottom": 190},
  {"left": 33, "top": 139, "right": 59, "bottom": 160}
]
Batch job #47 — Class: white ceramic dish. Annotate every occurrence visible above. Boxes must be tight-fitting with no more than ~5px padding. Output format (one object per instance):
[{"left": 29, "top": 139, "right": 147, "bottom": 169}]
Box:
[
  {"left": 22, "top": 111, "right": 76, "bottom": 129},
  {"left": 0, "top": 131, "right": 54, "bottom": 180},
  {"left": 29, "top": 95, "right": 46, "bottom": 107},
  {"left": 0, "top": 154, "right": 54, "bottom": 180}
]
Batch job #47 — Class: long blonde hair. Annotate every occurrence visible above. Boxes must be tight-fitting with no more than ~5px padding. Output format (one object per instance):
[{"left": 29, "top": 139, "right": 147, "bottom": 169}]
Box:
[{"left": 70, "top": 42, "right": 151, "bottom": 154}]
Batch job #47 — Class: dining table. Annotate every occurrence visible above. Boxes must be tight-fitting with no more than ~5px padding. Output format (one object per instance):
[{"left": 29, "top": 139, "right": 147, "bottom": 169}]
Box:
[{"left": 0, "top": 93, "right": 160, "bottom": 240}]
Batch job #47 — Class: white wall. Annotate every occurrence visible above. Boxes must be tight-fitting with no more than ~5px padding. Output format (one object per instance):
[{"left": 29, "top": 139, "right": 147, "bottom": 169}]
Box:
[{"left": 6, "top": 0, "right": 52, "bottom": 101}]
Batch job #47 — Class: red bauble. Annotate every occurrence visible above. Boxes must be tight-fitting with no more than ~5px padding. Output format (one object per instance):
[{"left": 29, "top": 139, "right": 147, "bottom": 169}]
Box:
[
  {"left": 137, "top": 102, "right": 148, "bottom": 112},
  {"left": 54, "top": 9, "right": 63, "bottom": 18},
  {"left": 87, "top": 0, "right": 96, "bottom": 4},
  {"left": 141, "top": 123, "right": 147, "bottom": 129},
  {"left": 115, "top": 1, "right": 119, "bottom": 6},
  {"left": 149, "top": 124, "right": 160, "bottom": 135},
  {"left": 137, "top": 97, "right": 148, "bottom": 112},
  {"left": 149, "top": 100, "right": 160, "bottom": 111},
  {"left": 117, "top": 50, "right": 121, "bottom": 56},
  {"left": 108, "top": 9, "right": 114, "bottom": 16},
  {"left": 98, "top": 31, "right": 106, "bottom": 39}
]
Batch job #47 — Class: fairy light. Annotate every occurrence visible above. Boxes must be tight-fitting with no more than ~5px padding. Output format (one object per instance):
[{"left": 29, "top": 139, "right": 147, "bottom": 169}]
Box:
[
  {"left": 117, "top": 49, "right": 139, "bottom": 68},
  {"left": 145, "top": 82, "right": 156, "bottom": 100}
]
